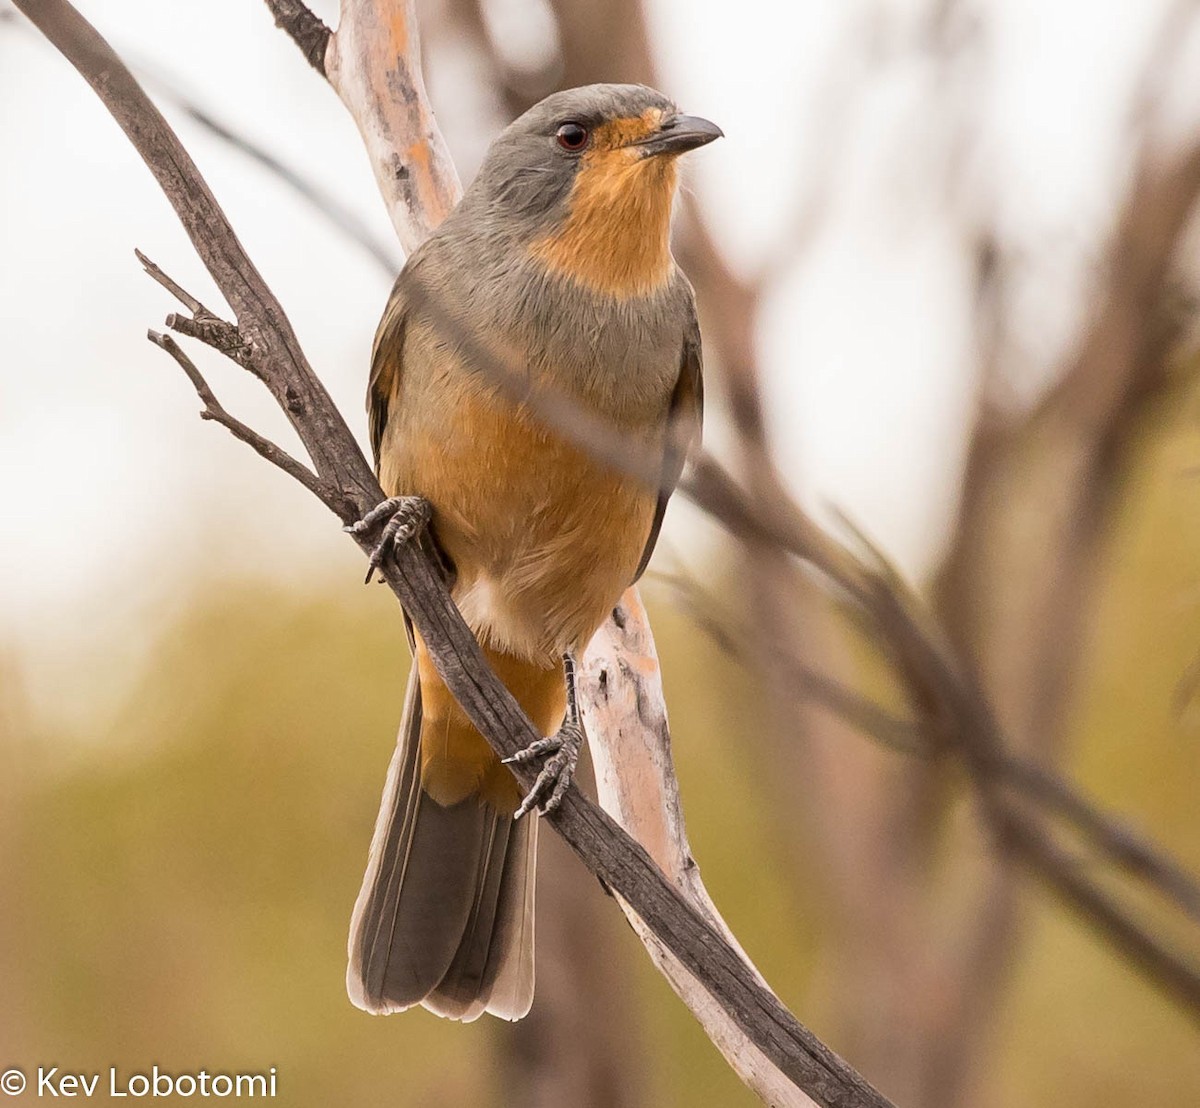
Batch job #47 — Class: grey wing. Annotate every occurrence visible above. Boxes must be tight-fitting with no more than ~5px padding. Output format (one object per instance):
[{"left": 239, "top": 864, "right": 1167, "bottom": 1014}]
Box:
[
  {"left": 368, "top": 278, "right": 422, "bottom": 649},
  {"left": 633, "top": 304, "right": 704, "bottom": 582},
  {"left": 367, "top": 277, "right": 408, "bottom": 472}
]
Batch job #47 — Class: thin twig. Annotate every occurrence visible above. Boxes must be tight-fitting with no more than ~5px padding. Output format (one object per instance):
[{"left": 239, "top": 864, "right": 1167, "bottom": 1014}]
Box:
[
  {"left": 659, "top": 567, "right": 929, "bottom": 757},
  {"left": 136, "top": 249, "right": 260, "bottom": 371},
  {"left": 671, "top": 452, "right": 1200, "bottom": 928},
  {"left": 147, "top": 329, "right": 335, "bottom": 503},
  {"left": 166, "top": 313, "right": 256, "bottom": 368},
  {"left": 136, "top": 247, "right": 210, "bottom": 316}
]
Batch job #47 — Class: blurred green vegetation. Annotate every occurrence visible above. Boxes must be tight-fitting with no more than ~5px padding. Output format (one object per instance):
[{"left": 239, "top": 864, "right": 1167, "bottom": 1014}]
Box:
[
  {"left": 988, "top": 395, "right": 1200, "bottom": 1108},
  {"left": 2, "top": 398, "right": 1199, "bottom": 1106}
]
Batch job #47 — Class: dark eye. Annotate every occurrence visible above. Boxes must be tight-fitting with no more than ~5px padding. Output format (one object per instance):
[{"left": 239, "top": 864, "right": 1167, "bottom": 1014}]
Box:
[{"left": 555, "top": 122, "right": 589, "bottom": 152}]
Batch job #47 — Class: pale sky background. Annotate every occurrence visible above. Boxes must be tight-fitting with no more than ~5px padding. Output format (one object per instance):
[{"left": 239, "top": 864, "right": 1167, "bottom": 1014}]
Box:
[{"left": 1, "top": 0, "right": 1194, "bottom": 729}]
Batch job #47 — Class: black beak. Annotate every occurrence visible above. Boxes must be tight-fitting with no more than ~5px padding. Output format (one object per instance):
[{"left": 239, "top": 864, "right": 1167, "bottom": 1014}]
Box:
[{"left": 635, "top": 113, "right": 724, "bottom": 157}]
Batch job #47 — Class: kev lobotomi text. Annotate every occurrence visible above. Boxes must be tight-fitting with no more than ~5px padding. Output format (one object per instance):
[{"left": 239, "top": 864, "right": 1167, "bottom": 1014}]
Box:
[{"left": 34, "top": 1066, "right": 277, "bottom": 1098}]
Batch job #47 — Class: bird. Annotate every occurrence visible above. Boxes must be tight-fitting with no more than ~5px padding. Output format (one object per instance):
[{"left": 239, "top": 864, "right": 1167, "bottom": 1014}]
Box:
[{"left": 345, "top": 83, "right": 718, "bottom": 1022}]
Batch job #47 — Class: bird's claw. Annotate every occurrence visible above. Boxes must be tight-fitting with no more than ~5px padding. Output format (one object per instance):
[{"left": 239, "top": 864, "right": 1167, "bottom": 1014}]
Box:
[
  {"left": 507, "top": 720, "right": 584, "bottom": 819},
  {"left": 344, "top": 495, "right": 431, "bottom": 583}
]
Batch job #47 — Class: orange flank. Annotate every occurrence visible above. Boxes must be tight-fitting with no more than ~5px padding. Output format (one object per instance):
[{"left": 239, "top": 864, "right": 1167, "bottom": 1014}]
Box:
[{"left": 413, "top": 632, "right": 566, "bottom": 813}]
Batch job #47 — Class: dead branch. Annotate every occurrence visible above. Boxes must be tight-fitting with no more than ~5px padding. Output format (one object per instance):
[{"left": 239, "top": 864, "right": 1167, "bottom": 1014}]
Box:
[
  {"left": 13, "top": 1, "right": 891, "bottom": 1106},
  {"left": 914, "top": 9, "right": 1200, "bottom": 1077},
  {"left": 263, "top": 0, "right": 330, "bottom": 74},
  {"left": 582, "top": 593, "right": 818, "bottom": 1108},
  {"left": 664, "top": 560, "right": 1200, "bottom": 923},
  {"left": 991, "top": 753, "right": 1200, "bottom": 922},
  {"left": 682, "top": 458, "right": 1200, "bottom": 1020},
  {"left": 325, "top": 0, "right": 461, "bottom": 253}
]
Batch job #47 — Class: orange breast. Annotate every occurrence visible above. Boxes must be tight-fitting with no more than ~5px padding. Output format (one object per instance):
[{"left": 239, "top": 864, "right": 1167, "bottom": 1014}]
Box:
[{"left": 383, "top": 376, "right": 659, "bottom": 664}]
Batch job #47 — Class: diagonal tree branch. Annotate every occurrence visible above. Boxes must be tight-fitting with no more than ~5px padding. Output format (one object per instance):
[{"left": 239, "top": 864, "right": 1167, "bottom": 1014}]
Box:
[{"left": 323, "top": 0, "right": 461, "bottom": 252}]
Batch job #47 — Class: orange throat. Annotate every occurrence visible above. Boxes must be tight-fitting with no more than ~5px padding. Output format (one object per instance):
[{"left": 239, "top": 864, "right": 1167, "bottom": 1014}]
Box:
[{"left": 531, "top": 121, "right": 679, "bottom": 298}]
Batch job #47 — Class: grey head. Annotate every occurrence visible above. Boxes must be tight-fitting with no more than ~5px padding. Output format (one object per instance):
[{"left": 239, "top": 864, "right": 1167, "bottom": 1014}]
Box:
[{"left": 455, "top": 83, "right": 723, "bottom": 241}]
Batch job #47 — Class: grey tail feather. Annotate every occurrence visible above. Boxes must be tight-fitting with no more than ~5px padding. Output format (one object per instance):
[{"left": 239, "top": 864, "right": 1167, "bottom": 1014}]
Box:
[
  {"left": 424, "top": 810, "right": 537, "bottom": 1021},
  {"left": 346, "top": 666, "right": 538, "bottom": 1021}
]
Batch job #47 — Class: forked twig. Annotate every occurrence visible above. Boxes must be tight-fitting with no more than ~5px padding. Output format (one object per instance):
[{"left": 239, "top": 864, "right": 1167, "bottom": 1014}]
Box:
[{"left": 147, "top": 328, "right": 334, "bottom": 504}]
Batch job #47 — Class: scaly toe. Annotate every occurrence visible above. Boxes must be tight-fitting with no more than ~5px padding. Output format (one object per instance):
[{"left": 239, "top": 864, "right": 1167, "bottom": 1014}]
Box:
[
  {"left": 540, "top": 753, "right": 576, "bottom": 814},
  {"left": 346, "top": 496, "right": 431, "bottom": 583},
  {"left": 502, "top": 735, "right": 562, "bottom": 765},
  {"left": 511, "top": 721, "right": 584, "bottom": 819},
  {"left": 514, "top": 766, "right": 553, "bottom": 821}
]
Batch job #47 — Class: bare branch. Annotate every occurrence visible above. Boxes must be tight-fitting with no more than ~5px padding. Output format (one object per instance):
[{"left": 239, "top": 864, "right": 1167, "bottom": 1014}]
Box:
[
  {"left": 263, "top": 0, "right": 331, "bottom": 75},
  {"left": 583, "top": 594, "right": 820, "bottom": 1108},
  {"left": 324, "top": 0, "right": 462, "bottom": 253},
  {"left": 659, "top": 566, "right": 930, "bottom": 757},
  {"left": 995, "top": 800, "right": 1200, "bottom": 1019},
  {"left": 664, "top": 557, "right": 1200, "bottom": 922},
  {"left": 937, "top": 14, "right": 1200, "bottom": 754},
  {"left": 164, "top": 313, "right": 255, "bottom": 369},
  {"left": 137, "top": 249, "right": 258, "bottom": 371},
  {"left": 136, "top": 247, "right": 208, "bottom": 315}
]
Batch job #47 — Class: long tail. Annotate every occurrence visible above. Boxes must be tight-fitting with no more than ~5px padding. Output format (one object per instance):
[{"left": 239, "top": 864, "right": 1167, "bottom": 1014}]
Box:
[{"left": 346, "top": 657, "right": 545, "bottom": 1022}]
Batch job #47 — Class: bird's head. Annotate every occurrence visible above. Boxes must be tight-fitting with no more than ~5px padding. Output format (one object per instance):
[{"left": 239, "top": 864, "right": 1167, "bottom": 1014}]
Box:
[{"left": 468, "top": 84, "right": 722, "bottom": 298}]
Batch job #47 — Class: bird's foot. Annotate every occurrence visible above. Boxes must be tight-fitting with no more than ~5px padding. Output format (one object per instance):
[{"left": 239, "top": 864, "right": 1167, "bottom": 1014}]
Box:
[
  {"left": 344, "top": 495, "right": 432, "bottom": 583},
  {"left": 505, "top": 719, "right": 585, "bottom": 819}
]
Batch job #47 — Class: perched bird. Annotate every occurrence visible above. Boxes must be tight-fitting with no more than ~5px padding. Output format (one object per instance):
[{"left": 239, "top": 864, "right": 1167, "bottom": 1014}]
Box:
[{"left": 346, "top": 83, "right": 718, "bottom": 1021}]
